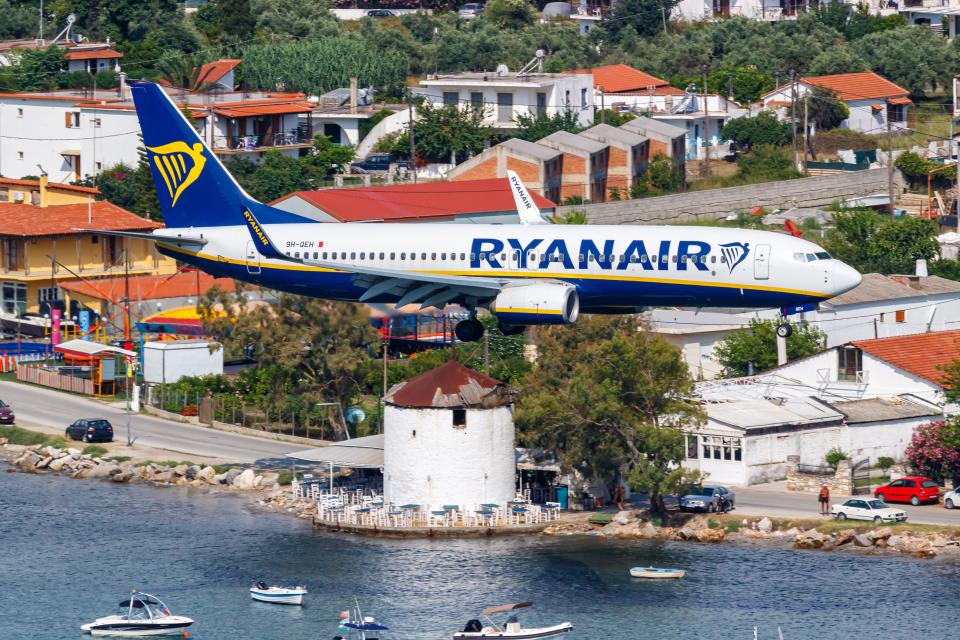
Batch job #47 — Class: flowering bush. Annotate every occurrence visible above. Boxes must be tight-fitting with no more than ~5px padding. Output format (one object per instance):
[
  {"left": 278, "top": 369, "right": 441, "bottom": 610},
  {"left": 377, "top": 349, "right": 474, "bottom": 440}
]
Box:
[{"left": 904, "top": 420, "right": 960, "bottom": 483}]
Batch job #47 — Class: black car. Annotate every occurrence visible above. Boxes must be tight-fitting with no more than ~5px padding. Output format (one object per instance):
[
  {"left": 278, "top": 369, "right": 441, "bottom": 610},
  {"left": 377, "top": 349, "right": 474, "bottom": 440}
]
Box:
[
  {"left": 351, "top": 154, "right": 412, "bottom": 173},
  {"left": 366, "top": 9, "right": 395, "bottom": 17},
  {"left": 66, "top": 418, "right": 114, "bottom": 443},
  {"left": 0, "top": 399, "right": 14, "bottom": 424}
]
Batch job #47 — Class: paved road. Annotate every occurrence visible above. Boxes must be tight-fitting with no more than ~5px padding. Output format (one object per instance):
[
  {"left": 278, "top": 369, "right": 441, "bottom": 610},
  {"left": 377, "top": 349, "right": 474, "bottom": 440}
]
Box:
[
  {"left": 732, "top": 482, "right": 960, "bottom": 527},
  {"left": 0, "top": 381, "right": 301, "bottom": 464}
]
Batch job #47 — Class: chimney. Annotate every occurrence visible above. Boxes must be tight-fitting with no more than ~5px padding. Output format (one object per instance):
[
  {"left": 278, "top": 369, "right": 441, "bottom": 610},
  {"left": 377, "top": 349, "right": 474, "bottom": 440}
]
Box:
[
  {"left": 916, "top": 259, "right": 928, "bottom": 277},
  {"left": 349, "top": 77, "right": 358, "bottom": 114},
  {"left": 118, "top": 72, "right": 130, "bottom": 101},
  {"left": 39, "top": 174, "right": 49, "bottom": 208}
]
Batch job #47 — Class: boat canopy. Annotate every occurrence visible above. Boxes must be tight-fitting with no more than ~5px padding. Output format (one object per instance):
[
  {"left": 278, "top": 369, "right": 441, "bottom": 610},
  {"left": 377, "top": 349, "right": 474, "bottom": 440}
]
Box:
[
  {"left": 481, "top": 602, "right": 533, "bottom": 615},
  {"left": 118, "top": 597, "right": 160, "bottom": 608},
  {"left": 344, "top": 622, "right": 390, "bottom": 631}
]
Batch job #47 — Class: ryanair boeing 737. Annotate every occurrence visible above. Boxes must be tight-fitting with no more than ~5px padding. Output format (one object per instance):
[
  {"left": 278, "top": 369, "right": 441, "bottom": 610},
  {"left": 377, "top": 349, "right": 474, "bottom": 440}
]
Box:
[{"left": 99, "top": 83, "right": 862, "bottom": 342}]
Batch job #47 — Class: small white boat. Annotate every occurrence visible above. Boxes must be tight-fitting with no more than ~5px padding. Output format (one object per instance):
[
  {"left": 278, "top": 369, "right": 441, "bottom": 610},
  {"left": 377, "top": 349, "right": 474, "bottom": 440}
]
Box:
[
  {"left": 250, "top": 580, "right": 307, "bottom": 605},
  {"left": 454, "top": 602, "right": 572, "bottom": 640},
  {"left": 80, "top": 590, "right": 194, "bottom": 637},
  {"left": 629, "top": 566, "right": 686, "bottom": 579}
]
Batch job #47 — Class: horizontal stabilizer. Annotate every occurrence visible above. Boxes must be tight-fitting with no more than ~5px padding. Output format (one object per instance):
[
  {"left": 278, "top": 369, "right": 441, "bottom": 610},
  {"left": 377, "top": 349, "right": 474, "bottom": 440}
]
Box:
[{"left": 73, "top": 228, "right": 208, "bottom": 246}]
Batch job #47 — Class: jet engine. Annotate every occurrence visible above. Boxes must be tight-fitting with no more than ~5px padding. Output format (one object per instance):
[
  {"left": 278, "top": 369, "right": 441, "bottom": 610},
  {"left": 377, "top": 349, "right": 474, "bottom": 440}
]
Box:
[{"left": 492, "top": 282, "right": 579, "bottom": 329}]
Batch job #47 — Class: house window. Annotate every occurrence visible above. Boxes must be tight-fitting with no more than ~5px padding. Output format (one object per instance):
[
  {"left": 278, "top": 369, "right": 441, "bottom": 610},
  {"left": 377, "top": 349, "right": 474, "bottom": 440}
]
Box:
[
  {"left": 700, "top": 435, "right": 741, "bottom": 461},
  {"left": 92, "top": 117, "right": 101, "bottom": 128},
  {"left": 4, "top": 239, "right": 20, "bottom": 270},
  {"left": 496, "top": 93, "right": 513, "bottom": 123},
  {"left": 470, "top": 92, "right": 483, "bottom": 111},
  {"left": 0, "top": 188, "right": 6, "bottom": 202},
  {"left": 16, "top": 151, "right": 23, "bottom": 160},
  {"left": 887, "top": 104, "right": 905, "bottom": 124},
  {"left": 895, "top": 309, "right": 905, "bottom": 323},
  {"left": 564, "top": 90, "right": 571, "bottom": 110},
  {"left": 443, "top": 91, "right": 459, "bottom": 107},
  {"left": 536, "top": 92, "right": 547, "bottom": 116},
  {"left": 1, "top": 282, "right": 26, "bottom": 315},
  {"left": 452, "top": 408, "right": 466, "bottom": 427},
  {"left": 838, "top": 346, "right": 863, "bottom": 382},
  {"left": 30, "top": 190, "right": 40, "bottom": 205},
  {"left": 65, "top": 112, "right": 80, "bottom": 128},
  {"left": 686, "top": 435, "right": 698, "bottom": 459},
  {"left": 16, "top": 108, "right": 23, "bottom": 118},
  {"left": 38, "top": 286, "right": 62, "bottom": 304},
  {"left": 581, "top": 87, "right": 588, "bottom": 109}
]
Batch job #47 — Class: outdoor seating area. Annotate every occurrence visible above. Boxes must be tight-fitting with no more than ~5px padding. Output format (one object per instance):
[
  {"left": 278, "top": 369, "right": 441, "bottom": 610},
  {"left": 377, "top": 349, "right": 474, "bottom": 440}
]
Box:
[{"left": 295, "top": 483, "right": 562, "bottom": 529}]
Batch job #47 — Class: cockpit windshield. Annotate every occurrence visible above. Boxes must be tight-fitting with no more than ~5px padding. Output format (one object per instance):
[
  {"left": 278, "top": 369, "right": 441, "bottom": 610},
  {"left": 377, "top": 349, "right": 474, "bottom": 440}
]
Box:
[{"left": 793, "top": 251, "right": 833, "bottom": 262}]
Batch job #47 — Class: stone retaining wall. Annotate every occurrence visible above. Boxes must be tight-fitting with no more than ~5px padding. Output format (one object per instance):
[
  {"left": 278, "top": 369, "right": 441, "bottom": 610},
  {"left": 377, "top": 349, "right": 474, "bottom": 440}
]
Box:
[
  {"left": 562, "top": 168, "right": 900, "bottom": 225},
  {"left": 785, "top": 455, "right": 853, "bottom": 495}
]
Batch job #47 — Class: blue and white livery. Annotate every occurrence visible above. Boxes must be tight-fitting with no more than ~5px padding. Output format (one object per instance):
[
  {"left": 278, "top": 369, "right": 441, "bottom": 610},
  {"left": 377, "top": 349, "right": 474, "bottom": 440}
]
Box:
[{"left": 97, "top": 83, "right": 862, "bottom": 342}]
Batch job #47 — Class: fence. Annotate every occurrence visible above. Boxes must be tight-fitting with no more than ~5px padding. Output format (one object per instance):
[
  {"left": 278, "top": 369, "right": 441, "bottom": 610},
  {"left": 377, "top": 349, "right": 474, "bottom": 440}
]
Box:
[
  {"left": 16, "top": 363, "right": 94, "bottom": 395},
  {"left": 0, "top": 352, "right": 47, "bottom": 372},
  {"left": 146, "top": 386, "right": 346, "bottom": 441}
]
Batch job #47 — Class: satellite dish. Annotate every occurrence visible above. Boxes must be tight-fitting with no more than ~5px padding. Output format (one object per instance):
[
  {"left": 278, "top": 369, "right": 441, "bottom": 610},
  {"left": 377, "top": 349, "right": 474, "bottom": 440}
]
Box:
[
  {"left": 345, "top": 407, "right": 366, "bottom": 424},
  {"left": 535, "top": 49, "right": 545, "bottom": 58},
  {"left": 66, "top": 14, "right": 76, "bottom": 25},
  {"left": 496, "top": 63, "right": 510, "bottom": 76}
]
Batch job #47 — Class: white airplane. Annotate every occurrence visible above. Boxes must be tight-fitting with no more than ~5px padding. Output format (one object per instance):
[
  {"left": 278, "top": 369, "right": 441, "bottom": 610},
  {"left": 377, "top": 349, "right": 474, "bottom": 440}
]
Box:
[{"left": 98, "top": 83, "right": 861, "bottom": 342}]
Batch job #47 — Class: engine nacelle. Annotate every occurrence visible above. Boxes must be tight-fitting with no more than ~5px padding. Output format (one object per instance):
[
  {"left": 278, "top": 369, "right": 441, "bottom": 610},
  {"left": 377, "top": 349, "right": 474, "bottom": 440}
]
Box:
[{"left": 492, "top": 282, "right": 579, "bottom": 327}]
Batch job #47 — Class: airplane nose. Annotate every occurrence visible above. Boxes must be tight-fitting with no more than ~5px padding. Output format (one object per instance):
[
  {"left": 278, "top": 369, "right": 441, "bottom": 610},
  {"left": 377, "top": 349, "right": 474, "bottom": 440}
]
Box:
[{"left": 831, "top": 261, "right": 862, "bottom": 295}]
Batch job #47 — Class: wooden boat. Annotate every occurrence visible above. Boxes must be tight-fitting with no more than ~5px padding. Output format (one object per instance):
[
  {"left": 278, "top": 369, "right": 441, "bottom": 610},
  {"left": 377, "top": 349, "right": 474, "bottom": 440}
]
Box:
[{"left": 629, "top": 567, "right": 686, "bottom": 579}]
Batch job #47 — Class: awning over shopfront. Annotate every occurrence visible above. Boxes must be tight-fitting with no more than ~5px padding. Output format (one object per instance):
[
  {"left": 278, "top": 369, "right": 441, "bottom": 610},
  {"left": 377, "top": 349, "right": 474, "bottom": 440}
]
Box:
[{"left": 286, "top": 433, "right": 384, "bottom": 469}]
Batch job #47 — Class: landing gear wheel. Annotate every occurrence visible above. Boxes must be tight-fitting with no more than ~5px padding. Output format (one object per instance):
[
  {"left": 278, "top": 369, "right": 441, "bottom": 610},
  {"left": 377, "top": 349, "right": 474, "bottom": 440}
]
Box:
[
  {"left": 455, "top": 318, "right": 485, "bottom": 343},
  {"left": 776, "top": 323, "right": 793, "bottom": 338}
]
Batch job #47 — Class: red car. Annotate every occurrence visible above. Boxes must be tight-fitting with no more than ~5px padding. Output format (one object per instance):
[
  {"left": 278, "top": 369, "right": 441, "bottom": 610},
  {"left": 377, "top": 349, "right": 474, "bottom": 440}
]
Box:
[{"left": 874, "top": 476, "right": 940, "bottom": 506}]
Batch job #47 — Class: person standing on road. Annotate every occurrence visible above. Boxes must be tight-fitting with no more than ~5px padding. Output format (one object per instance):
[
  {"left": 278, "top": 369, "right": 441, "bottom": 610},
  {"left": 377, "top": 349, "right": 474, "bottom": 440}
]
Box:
[
  {"left": 613, "top": 485, "right": 626, "bottom": 511},
  {"left": 818, "top": 485, "right": 830, "bottom": 515}
]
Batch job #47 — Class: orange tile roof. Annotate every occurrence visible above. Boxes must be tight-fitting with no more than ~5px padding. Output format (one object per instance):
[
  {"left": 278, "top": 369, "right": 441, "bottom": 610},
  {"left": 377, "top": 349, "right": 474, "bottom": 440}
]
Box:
[
  {"left": 572, "top": 64, "right": 673, "bottom": 93},
  {"left": 66, "top": 49, "right": 123, "bottom": 61},
  {"left": 213, "top": 102, "right": 314, "bottom": 118},
  {"left": 608, "top": 86, "right": 687, "bottom": 97},
  {"left": 799, "top": 72, "right": 909, "bottom": 101},
  {"left": 0, "top": 177, "right": 99, "bottom": 195},
  {"left": 850, "top": 330, "right": 960, "bottom": 386},
  {"left": 0, "top": 201, "right": 160, "bottom": 237},
  {"left": 194, "top": 59, "right": 241, "bottom": 90},
  {"left": 60, "top": 271, "right": 236, "bottom": 302}
]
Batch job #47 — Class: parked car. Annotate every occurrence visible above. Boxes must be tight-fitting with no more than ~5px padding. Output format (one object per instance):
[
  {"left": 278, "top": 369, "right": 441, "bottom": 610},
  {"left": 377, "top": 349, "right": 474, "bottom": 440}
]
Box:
[
  {"left": 0, "top": 399, "right": 14, "bottom": 424},
  {"left": 350, "top": 154, "right": 412, "bottom": 173},
  {"left": 366, "top": 9, "right": 395, "bottom": 17},
  {"left": 679, "top": 485, "right": 735, "bottom": 513},
  {"left": 458, "top": 2, "right": 484, "bottom": 18},
  {"left": 943, "top": 488, "right": 959, "bottom": 510},
  {"left": 65, "top": 418, "right": 114, "bottom": 443},
  {"left": 831, "top": 498, "right": 906, "bottom": 523},
  {"left": 874, "top": 476, "right": 940, "bottom": 506}
]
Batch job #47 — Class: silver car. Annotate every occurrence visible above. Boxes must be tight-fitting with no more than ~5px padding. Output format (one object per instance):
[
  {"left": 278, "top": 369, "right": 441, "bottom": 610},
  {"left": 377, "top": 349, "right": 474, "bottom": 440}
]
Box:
[
  {"left": 459, "top": 3, "right": 484, "bottom": 18},
  {"left": 944, "top": 489, "right": 959, "bottom": 509},
  {"left": 831, "top": 498, "right": 906, "bottom": 523},
  {"left": 679, "top": 485, "right": 735, "bottom": 513}
]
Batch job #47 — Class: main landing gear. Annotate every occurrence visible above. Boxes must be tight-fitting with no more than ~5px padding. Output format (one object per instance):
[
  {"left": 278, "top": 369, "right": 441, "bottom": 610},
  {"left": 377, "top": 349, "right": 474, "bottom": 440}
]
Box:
[
  {"left": 776, "top": 322, "right": 793, "bottom": 338},
  {"left": 455, "top": 317, "right": 485, "bottom": 342}
]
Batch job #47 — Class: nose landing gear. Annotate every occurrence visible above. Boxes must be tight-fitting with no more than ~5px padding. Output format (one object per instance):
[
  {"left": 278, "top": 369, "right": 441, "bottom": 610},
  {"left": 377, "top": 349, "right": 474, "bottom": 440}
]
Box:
[{"left": 775, "top": 323, "right": 793, "bottom": 338}]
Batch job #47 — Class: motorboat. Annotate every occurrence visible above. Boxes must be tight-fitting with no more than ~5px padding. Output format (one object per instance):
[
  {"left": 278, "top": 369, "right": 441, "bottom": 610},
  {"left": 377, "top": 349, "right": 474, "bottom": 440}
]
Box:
[
  {"left": 250, "top": 580, "right": 307, "bottom": 605},
  {"left": 629, "top": 566, "right": 686, "bottom": 579},
  {"left": 80, "top": 590, "right": 194, "bottom": 637},
  {"left": 334, "top": 601, "right": 391, "bottom": 640},
  {"left": 454, "top": 602, "right": 572, "bottom": 640}
]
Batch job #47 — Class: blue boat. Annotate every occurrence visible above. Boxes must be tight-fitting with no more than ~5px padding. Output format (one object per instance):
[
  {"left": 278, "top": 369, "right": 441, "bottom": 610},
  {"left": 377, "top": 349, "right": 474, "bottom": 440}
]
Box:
[{"left": 629, "top": 567, "right": 686, "bottom": 579}]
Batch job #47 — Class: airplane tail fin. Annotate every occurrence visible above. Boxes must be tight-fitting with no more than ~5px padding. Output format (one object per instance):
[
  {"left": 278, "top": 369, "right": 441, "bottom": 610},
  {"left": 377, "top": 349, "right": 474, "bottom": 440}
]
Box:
[
  {"left": 506, "top": 170, "right": 548, "bottom": 225},
  {"left": 130, "top": 82, "right": 309, "bottom": 228}
]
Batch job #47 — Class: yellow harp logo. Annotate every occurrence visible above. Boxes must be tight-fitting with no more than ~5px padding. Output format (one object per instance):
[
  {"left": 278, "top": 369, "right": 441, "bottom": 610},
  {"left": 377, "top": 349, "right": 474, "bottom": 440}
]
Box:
[{"left": 146, "top": 141, "right": 207, "bottom": 207}]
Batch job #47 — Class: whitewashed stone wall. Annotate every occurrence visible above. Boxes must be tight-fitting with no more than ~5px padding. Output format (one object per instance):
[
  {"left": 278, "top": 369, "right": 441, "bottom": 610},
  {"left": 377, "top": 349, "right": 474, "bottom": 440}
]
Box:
[{"left": 383, "top": 405, "right": 516, "bottom": 511}]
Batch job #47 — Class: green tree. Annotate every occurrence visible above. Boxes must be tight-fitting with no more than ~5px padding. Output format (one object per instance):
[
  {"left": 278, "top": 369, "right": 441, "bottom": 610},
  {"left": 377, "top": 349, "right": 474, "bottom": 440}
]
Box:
[
  {"left": 930, "top": 259, "right": 960, "bottom": 281},
  {"left": 0, "top": 0, "right": 39, "bottom": 39},
  {"left": 823, "top": 208, "right": 878, "bottom": 272},
  {"left": 303, "top": 135, "right": 355, "bottom": 178},
  {"left": 808, "top": 45, "right": 869, "bottom": 77},
  {"left": 805, "top": 87, "right": 849, "bottom": 131},
  {"left": 55, "top": 0, "right": 182, "bottom": 43},
  {"left": 515, "top": 317, "right": 703, "bottom": 518},
  {"left": 514, "top": 110, "right": 581, "bottom": 142},
  {"left": 216, "top": 0, "right": 255, "bottom": 42},
  {"left": 824, "top": 208, "right": 938, "bottom": 274},
  {"left": 90, "top": 164, "right": 143, "bottom": 213},
  {"left": 247, "top": 152, "right": 312, "bottom": 202},
  {"left": 393, "top": 102, "right": 493, "bottom": 164},
  {"left": 606, "top": 0, "right": 679, "bottom": 38},
  {"left": 714, "top": 318, "right": 825, "bottom": 377},
  {"left": 594, "top": 110, "right": 635, "bottom": 127},
  {"left": 12, "top": 46, "right": 67, "bottom": 91},
  {"left": 721, "top": 112, "right": 791, "bottom": 148},
  {"left": 648, "top": 153, "right": 681, "bottom": 192},
  {"left": 708, "top": 65, "right": 775, "bottom": 105},
  {"left": 253, "top": 0, "right": 339, "bottom": 40},
  {"left": 852, "top": 26, "right": 953, "bottom": 95},
  {"left": 484, "top": 0, "right": 535, "bottom": 29}
]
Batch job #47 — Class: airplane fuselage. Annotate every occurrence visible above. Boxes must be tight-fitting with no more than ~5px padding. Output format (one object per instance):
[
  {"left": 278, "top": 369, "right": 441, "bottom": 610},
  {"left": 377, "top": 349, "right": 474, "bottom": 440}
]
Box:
[{"left": 154, "top": 223, "right": 861, "bottom": 311}]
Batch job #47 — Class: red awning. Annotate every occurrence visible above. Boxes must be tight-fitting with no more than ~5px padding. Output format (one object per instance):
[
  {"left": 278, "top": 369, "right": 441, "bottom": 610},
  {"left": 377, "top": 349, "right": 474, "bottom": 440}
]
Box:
[
  {"left": 213, "top": 102, "right": 314, "bottom": 118},
  {"left": 871, "top": 103, "right": 884, "bottom": 111},
  {"left": 888, "top": 96, "right": 912, "bottom": 105}
]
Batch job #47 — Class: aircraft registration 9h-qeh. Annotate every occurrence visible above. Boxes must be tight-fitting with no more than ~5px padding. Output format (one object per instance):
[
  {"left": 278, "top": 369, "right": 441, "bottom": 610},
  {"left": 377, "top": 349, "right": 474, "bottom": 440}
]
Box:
[{"left": 95, "top": 83, "right": 862, "bottom": 342}]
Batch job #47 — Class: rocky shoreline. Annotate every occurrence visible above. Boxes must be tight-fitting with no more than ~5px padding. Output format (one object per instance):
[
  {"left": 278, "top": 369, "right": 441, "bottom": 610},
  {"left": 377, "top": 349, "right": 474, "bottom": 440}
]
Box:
[{"left": 544, "top": 509, "right": 960, "bottom": 560}]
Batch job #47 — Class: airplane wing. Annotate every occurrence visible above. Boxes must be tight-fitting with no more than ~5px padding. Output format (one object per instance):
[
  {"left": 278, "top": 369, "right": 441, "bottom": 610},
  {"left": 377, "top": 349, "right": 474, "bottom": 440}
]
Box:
[
  {"left": 241, "top": 207, "right": 504, "bottom": 309},
  {"left": 506, "top": 170, "right": 549, "bottom": 225}
]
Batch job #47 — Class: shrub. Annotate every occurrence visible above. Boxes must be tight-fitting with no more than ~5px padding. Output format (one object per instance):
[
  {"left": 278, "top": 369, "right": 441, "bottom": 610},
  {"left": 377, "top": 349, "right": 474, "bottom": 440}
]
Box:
[
  {"left": 277, "top": 469, "right": 305, "bottom": 486},
  {"left": 905, "top": 420, "right": 960, "bottom": 484},
  {"left": 876, "top": 456, "right": 895, "bottom": 474},
  {"left": 213, "top": 464, "right": 235, "bottom": 474},
  {"left": 82, "top": 445, "right": 108, "bottom": 457},
  {"left": 825, "top": 448, "right": 850, "bottom": 467},
  {"left": 812, "top": 129, "right": 878, "bottom": 155},
  {"left": 648, "top": 153, "right": 682, "bottom": 192},
  {"left": 736, "top": 145, "right": 801, "bottom": 182},
  {"left": 105, "top": 455, "right": 132, "bottom": 463},
  {"left": 721, "top": 112, "right": 791, "bottom": 148}
]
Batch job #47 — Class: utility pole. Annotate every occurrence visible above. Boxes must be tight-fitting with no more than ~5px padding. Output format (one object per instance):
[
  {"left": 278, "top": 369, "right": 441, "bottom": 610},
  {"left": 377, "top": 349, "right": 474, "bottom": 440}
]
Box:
[
  {"left": 802, "top": 94, "right": 809, "bottom": 175},
  {"left": 407, "top": 91, "right": 417, "bottom": 184},
  {"left": 381, "top": 340, "right": 388, "bottom": 399},
  {"left": 600, "top": 86, "right": 605, "bottom": 125},
  {"left": 887, "top": 101, "right": 894, "bottom": 217},
  {"left": 702, "top": 65, "right": 711, "bottom": 177},
  {"left": 483, "top": 331, "right": 490, "bottom": 375},
  {"left": 790, "top": 70, "right": 798, "bottom": 171}
]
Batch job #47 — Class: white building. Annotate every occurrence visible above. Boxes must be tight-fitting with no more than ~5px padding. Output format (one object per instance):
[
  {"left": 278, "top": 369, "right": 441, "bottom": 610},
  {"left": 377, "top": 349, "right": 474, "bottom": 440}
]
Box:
[
  {"left": 900, "top": 6, "right": 960, "bottom": 38},
  {"left": 0, "top": 39, "right": 123, "bottom": 74},
  {"left": 685, "top": 394, "right": 940, "bottom": 486},
  {"left": 143, "top": 339, "right": 224, "bottom": 385},
  {"left": 674, "top": 0, "right": 899, "bottom": 21},
  {"left": 382, "top": 361, "right": 517, "bottom": 511},
  {"left": 761, "top": 72, "right": 912, "bottom": 135},
  {"left": 416, "top": 68, "right": 594, "bottom": 129},
  {"left": 0, "top": 68, "right": 363, "bottom": 183}
]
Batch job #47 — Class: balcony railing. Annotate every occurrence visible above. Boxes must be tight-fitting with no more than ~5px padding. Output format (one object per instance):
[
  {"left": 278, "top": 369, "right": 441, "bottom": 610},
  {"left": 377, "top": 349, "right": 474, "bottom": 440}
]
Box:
[{"left": 213, "top": 132, "right": 312, "bottom": 153}]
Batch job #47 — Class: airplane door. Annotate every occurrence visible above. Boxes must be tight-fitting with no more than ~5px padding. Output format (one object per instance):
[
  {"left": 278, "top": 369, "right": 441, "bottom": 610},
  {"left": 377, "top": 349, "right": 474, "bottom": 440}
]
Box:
[
  {"left": 245, "top": 241, "right": 261, "bottom": 275},
  {"left": 754, "top": 244, "right": 770, "bottom": 280}
]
